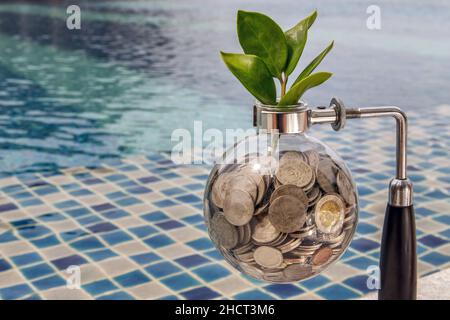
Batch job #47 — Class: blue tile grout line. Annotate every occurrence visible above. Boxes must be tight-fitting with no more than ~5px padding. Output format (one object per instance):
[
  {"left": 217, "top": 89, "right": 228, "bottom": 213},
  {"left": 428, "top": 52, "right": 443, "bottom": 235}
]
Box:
[{"left": 0, "top": 111, "right": 449, "bottom": 300}]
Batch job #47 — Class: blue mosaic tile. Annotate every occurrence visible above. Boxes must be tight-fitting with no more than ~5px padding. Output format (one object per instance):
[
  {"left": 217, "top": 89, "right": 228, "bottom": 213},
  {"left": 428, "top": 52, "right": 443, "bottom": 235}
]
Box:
[
  {"left": 350, "top": 238, "right": 379, "bottom": 252},
  {"left": 264, "top": 284, "right": 304, "bottom": 299},
  {"left": 98, "top": 291, "right": 134, "bottom": 300},
  {"left": 30, "top": 235, "right": 60, "bottom": 248},
  {"left": 234, "top": 289, "right": 274, "bottom": 300},
  {"left": 141, "top": 211, "right": 170, "bottom": 222},
  {"left": 21, "top": 263, "right": 54, "bottom": 280},
  {"left": 181, "top": 287, "right": 220, "bottom": 300},
  {"left": 84, "top": 279, "right": 117, "bottom": 296},
  {"left": 65, "top": 207, "right": 91, "bottom": 218},
  {"left": 419, "top": 235, "right": 448, "bottom": 248},
  {"left": 87, "top": 222, "right": 118, "bottom": 234},
  {"left": 175, "top": 254, "right": 210, "bottom": 268},
  {"left": 155, "top": 220, "right": 184, "bottom": 230},
  {"left": 11, "top": 252, "right": 42, "bottom": 266},
  {"left": 91, "top": 203, "right": 116, "bottom": 212},
  {"left": 86, "top": 249, "right": 118, "bottom": 261},
  {"left": 114, "top": 270, "right": 150, "bottom": 288},
  {"left": 300, "top": 274, "right": 330, "bottom": 291},
  {"left": 144, "top": 234, "right": 175, "bottom": 248},
  {"left": 0, "top": 284, "right": 33, "bottom": 300},
  {"left": 192, "top": 264, "right": 231, "bottom": 282},
  {"left": 71, "top": 236, "right": 105, "bottom": 251},
  {"left": 161, "top": 273, "right": 200, "bottom": 291},
  {"left": 101, "top": 209, "right": 130, "bottom": 220},
  {"left": 316, "top": 284, "right": 360, "bottom": 300},
  {"left": 32, "top": 275, "right": 66, "bottom": 291},
  {"left": 421, "top": 252, "right": 450, "bottom": 266},
  {"left": 186, "top": 238, "right": 214, "bottom": 251},
  {"left": 161, "top": 187, "right": 186, "bottom": 196},
  {"left": 153, "top": 199, "right": 178, "bottom": 208},
  {"left": 101, "top": 230, "right": 133, "bottom": 246},
  {"left": 343, "top": 275, "right": 374, "bottom": 294},
  {"left": 0, "top": 259, "right": 12, "bottom": 272},
  {"left": 145, "top": 261, "right": 181, "bottom": 278},
  {"left": 52, "top": 254, "right": 88, "bottom": 270},
  {"left": 175, "top": 194, "right": 202, "bottom": 204},
  {"left": 130, "top": 252, "right": 161, "bottom": 265},
  {"left": 129, "top": 225, "right": 158, "bottom": 238}
]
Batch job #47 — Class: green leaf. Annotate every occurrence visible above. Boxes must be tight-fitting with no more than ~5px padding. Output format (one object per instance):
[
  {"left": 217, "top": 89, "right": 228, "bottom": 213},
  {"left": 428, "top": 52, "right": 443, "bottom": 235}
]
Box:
[
  {"left": 237, "top": 10, "right": 288, "bottom": 79},
  {"left": 284, "top": 10, "right": 317, "bottom": 75},
  {"left": 278, "top": 72, "right": 332, "bottom": 106},
  {"left": 293, "top": 41, "right": 334, "bottom": 85},
  {"left": 220, "top": 52, "right": 276, "bottom": 105}
]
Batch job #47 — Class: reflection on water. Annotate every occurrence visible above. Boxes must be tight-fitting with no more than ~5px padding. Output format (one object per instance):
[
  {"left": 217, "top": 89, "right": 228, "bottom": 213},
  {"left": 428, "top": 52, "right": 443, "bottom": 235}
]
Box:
[{"left": 0, "top": 0, "right": 449, "bottom": 175}]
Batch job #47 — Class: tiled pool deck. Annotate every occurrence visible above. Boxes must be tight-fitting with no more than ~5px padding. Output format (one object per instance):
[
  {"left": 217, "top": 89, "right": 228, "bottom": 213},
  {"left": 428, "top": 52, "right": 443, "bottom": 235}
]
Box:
[{"left": 0, "top": 107, "right": 449, "bottom": 300}]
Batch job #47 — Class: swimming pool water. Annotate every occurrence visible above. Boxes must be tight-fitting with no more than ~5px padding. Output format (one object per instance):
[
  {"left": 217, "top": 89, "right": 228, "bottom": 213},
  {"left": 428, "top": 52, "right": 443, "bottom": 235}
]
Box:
[{"left": 0, "top": 0, "right": 449, "bottom": 175}]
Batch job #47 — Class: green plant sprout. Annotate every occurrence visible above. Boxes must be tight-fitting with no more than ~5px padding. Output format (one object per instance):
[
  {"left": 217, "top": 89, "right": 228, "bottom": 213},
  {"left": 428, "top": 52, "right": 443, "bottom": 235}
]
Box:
[{"left": 221, "top": 10, "right": 333, "bottom": 106}]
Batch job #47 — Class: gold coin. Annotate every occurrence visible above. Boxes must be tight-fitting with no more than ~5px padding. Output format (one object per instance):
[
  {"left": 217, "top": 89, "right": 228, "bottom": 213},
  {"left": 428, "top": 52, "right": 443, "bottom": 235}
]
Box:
[
  {"left": 223, "top": 189, "right": 254, "bottom": 226},
  {"left": 314, "top": 194, "right": 345, "bottom": 234},
  {"left": 268, "top": 195, "right": 306, "bottom": 233},
  {"left": 253, "top": 246, "right": 283, "bottom": 269}
]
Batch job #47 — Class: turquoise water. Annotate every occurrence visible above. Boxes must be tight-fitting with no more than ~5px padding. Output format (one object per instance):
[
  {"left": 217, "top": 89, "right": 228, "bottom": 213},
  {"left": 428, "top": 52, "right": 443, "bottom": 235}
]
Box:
[{"left": 0, "top": 0, "right": 449, "bottom": 175}]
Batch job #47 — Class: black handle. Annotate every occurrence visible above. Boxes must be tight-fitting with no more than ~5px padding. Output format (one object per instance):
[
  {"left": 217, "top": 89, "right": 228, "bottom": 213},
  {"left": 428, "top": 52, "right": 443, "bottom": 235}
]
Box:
[{"left": 378, "top": 204, "right": 417, "bottom": 300}]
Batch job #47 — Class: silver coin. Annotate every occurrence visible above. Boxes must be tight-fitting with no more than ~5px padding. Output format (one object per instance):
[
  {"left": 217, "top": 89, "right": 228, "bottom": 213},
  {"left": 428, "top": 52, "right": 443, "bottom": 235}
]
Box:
[
  {"left": 211, "top": 172, "right": 233, "bottom": 208},
  {"left": 223, "top": 189, "right": 254, "bottom": 226},
  {"left": 316, "top": 169, "right": 336, "bottom": 194},
  {"left": 280, "top": 151, "right": 303, "bottom": 164},
  {"left": 253, "top": 246, "right": 283, "bottom": 269},
  {"left": 276, "top": 159, "right": 314, "bottom": 188},
  {"left": 304, "top": 150, "right": 320, "bottom": 169},
  {"left": 336, "top": 170, "right": 356, "bottom": 205},
  {"left": 269, "top": 195, "right": 307, "bottom": 233},
  {"left": 227, "top": 174, "right": 258, "bottom": 202},
  {"left": 210, "top": 212, "right": 239, "bottom": 249},
  {"left": 270, "top": 184, "right": 309, "bottom": 207},
  {"left": 251, "top": 214, "right": 280, "bottom": 244},
  {"left": 283, "top": 263, "right": 312, "bottom": 280}
]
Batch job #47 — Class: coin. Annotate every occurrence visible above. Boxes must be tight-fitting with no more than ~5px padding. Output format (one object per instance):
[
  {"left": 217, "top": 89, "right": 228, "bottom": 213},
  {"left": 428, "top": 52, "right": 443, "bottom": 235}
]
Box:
[
  {"left": 304, "top": 150, "right": 320, "bottom": 169},
  {"left": 223, "top": 189, "right": 254, "bottom": 226},
  {"left": 283, "top": 263, "right": 312, "bottom": 280},
  {"left": 270, "top": 184, "right": 308, "bottom": 207},
  {"left": 251, "top": 215, "right": 280, "bottom": 244},
  {"left": 336, "top": 170, "right": 356, "bottom": 205},
  {"left": 253, "top": 246, "right": 283, "bottom": 269},
  {"left": 316, "top": 169, "right": 336, "bottom": 193},
  {"left": 315, "top": 194, "right": 345, "bottom": 234},
  {"left": 210, "top": 212, "right": 239, "bottom": 249},
  {"left": 227, "top": 174, "right": 258, "bottom": 202},
  {"left": 280, "top": 151, "right": 303, "bottom": 164},
  {"left": 318, "top": 158, "right": 337, "bottom": 183},
  {"left": 312, "top": 247, "right": 333, "bottom": 266},
  {"left": 211, "top": 172, "right": 233, "bottom": 208},
  {"left": 269, "top": 195, "right": 306, "bottom": 233},
  {"left": 245, "top": 171, "right": 266, "bottom": 205},
  {"left": 276, "top": 159, "right": 313, "bottom": 188}
]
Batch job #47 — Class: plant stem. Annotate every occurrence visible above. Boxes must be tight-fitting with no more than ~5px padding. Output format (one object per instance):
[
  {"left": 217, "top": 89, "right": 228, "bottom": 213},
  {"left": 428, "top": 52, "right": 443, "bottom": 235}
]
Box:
[{"left": 280, "top": 74, "right": 288, "bottom": 98}]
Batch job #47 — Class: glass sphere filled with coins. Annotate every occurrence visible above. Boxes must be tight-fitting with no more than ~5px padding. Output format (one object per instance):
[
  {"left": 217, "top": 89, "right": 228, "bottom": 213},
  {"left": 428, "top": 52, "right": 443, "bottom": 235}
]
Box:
[{"left": 204, "top": 133, "right": 358, "bottom": 283}]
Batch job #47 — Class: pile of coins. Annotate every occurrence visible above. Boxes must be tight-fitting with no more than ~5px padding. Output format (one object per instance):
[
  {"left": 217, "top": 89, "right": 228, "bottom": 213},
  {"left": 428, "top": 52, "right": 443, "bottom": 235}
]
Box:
[{"left": 206, "top": 149, "right": 358, "bottom": 283}]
